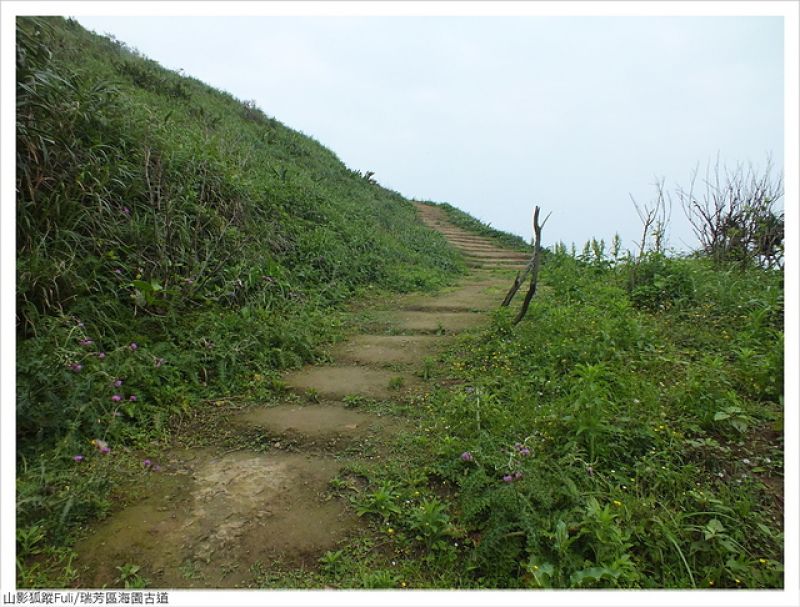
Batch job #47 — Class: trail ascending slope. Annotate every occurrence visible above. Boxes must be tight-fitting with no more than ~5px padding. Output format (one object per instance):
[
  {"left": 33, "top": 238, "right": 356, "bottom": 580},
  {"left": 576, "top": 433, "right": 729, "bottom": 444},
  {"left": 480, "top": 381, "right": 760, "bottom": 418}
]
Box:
[{"left": 74, "top": 204, "right": 527, "bottom": 588}]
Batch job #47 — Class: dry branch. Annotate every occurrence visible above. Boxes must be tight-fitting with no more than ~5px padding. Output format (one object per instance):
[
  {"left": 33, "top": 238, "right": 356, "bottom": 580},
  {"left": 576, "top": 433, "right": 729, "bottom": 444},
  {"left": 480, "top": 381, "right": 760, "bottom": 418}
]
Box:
[{"left": 500, "top": 206, "right": 548, "bottom": 324}]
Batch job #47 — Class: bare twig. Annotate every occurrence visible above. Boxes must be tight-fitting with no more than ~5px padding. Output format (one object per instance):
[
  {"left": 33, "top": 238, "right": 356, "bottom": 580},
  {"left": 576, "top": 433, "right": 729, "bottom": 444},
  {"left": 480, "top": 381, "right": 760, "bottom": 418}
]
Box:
[{"left": 500, "top": 206, "right": 547, "bottom": 324}]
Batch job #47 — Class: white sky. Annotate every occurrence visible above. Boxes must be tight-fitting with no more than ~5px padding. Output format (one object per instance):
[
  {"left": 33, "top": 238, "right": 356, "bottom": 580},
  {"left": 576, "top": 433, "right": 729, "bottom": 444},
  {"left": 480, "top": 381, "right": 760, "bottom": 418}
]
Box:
[{"left": 73, "top": 14, "right": 784, "bottom": 251}]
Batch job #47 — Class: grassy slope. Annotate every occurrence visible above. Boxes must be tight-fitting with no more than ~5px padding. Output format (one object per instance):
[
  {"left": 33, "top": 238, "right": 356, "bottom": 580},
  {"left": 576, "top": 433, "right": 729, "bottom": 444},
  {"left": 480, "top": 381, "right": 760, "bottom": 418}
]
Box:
[{"left": 15, "top": 16, "right": 463, "bottom": 573}]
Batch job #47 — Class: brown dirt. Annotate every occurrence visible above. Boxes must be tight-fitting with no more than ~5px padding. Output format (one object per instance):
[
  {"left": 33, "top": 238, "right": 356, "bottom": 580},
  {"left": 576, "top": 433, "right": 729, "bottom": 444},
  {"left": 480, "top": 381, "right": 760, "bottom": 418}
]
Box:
[{"left": 74, "top": 451, "right": 354, "bottom": 588}]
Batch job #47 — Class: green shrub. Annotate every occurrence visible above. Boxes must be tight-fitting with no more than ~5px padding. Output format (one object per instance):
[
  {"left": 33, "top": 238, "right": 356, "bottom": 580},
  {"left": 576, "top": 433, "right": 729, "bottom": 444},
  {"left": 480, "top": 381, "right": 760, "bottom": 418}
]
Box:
[{"left": 628, "top": 253, "right": 695, "bottom": 311}]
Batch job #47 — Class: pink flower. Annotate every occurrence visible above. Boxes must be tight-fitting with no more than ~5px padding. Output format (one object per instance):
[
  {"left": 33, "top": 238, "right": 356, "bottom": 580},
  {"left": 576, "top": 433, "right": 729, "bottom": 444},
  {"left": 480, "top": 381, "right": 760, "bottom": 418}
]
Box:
[
  {"left": 129, "top": 395, "right": 137, "bottom": 402},
  {"left": 143, "top": 459, "right": 152, "bottom": 468},
  {"left": 152, "top": 464, "right": 161, "bottom": 472},
  {"left": 129, "top": 342, "right": 138, "bottom": 351},
  {"left": 69, "top": 363, "right": 83, "bottom": 373},
  {"left": 73, "top": 455, "right": 84, "bottom": 462},
  {"left": 460, "top": 451, "right": 474, "bottom": 462},
  {"left": 113, "top": 379, "right": 123, "bottom": 388},
  {"left": 100, "top": 446, "right": 110, "bottom": 455},
  {"left": 111, "top": 394, "right": 122, "bottom": 402},
  {"left": 97, "top": 352, "right": 106, "bottom": 360},
  {"left": 502, "top": 474, "right": 514, "bottom": 483},
  {"left": 78, "top": 338, "right": 94, "bottom": 347}
]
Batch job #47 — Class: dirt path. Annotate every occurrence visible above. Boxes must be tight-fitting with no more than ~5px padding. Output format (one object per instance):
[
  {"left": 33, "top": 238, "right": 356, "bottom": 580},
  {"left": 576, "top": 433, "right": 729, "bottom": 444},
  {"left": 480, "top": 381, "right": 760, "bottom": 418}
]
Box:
[{"left": 74, "top": 203, "right": 526, "bottom": 588}]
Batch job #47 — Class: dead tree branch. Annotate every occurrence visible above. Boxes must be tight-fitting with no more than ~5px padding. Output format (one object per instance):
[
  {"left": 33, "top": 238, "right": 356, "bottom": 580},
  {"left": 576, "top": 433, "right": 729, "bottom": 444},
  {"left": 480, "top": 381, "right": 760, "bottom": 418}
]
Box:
[{"left": 500, "top": 206, "right": 548, "bottom": 324}]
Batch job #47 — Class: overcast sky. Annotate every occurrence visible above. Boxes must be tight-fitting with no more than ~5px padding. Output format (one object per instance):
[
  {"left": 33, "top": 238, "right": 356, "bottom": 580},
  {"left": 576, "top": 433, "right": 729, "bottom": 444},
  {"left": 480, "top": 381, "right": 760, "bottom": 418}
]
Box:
[{"left": 75, "top": 15, "right": 784, "bottom": 251}]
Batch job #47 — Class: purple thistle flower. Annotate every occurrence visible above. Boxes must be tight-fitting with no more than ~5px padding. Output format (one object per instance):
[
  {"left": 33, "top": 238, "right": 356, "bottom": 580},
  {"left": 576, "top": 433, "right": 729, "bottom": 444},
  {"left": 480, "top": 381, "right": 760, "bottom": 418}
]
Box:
[
  {"left": 100, "top": 446, "right": 111, "bottom": 455},
  {"left": 152, "top": 464, "right": 161, "bottom": 472},
  {"left": 502, "top": 474, "right": 514, "bottom": 483},
  {"left": 98, "top": 352, "right": 106, "bottom": 360},
  {"left": 73, "top": 455, "right": 84, "bottom": 463},
  {"left": 129, "top": 342, "right": 138, "bottom": 351},
  {"left": 78, "top": 338, "right": 94, "bottom": 347},
  {"left": 121, "top": 207, "right": 130, "bottom": 216},
  {"left": 129, "top": 395, "right": 137, "bottom": 402},
  {"left": 113, "top": 379, "right": 123, "bottom": 388},
  {"left": 69, "top": 363, "right": 83, "bottom": 373},
  {"left": 111, "top": 394, "right": 122, "bottom": 402},
  {"left": 460, "top": 451, "right": 474, "bottom": 462},
  {"left": 143, "top": 459, "right": 152, "bottom": 468},
  {"left": 519, "top": 447, "right": 531, "bottom": 457}
]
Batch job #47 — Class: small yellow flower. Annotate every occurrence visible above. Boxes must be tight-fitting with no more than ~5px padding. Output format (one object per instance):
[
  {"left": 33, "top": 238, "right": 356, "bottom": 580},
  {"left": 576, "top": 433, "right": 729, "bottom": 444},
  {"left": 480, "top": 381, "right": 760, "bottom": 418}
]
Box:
[
  {"left": 401, "top": 582, "right": 407, "bottom": 588},
  {"left": 759, "top": 558, "right": 768, "bottom": 565},
  {"left": 612, "top": 500, "right": 622, "bottom": 507},
  {"left": 387, "top": 528, "right": 395, "bottom": 535}
]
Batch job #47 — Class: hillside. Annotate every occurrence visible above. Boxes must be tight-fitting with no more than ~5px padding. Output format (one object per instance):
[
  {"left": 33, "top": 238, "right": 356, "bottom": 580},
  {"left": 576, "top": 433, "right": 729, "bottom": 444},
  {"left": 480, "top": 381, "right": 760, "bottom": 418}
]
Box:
[
  {"left": 16, "top": 16, "right": 463, "bottom": 448},
  {"left": 14, "top": 17, "right": 784, "bottom": 592}
]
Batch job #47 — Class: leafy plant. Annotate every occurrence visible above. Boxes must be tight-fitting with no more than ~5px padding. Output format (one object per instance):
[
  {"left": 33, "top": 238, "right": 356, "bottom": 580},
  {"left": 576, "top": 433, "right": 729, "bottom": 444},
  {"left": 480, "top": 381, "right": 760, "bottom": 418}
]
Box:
[{"left": 115, "top": 563, "right": 148, "bottom": 588}]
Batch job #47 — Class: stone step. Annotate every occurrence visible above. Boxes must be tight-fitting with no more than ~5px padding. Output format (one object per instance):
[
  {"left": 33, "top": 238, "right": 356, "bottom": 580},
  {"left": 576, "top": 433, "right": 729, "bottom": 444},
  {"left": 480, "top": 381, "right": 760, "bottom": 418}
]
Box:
[
  {"left": 445, "top": 237, "right": 504, "bottom": 246},
  {"left": 331, "top": 335, "right": 442, "bottom": 366},
  {"left": 460, "top": 251, "right": 530, "bottom": 261},
  {"left": 233, "top": 402, "right": 391, "bottom": 444},
  {"left": 373, "top": 310, "right": 486, "bottom": 334},
  {"left": 283, "top": 365, "right": 419, "bottom": 401}
]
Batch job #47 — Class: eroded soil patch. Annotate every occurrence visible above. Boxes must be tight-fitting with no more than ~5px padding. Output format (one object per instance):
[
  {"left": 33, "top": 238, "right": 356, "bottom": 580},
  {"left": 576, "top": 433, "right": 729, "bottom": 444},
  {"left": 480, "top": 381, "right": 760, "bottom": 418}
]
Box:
[{"left": 75, "top": 450, "right": 353, "bottom": 588}]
